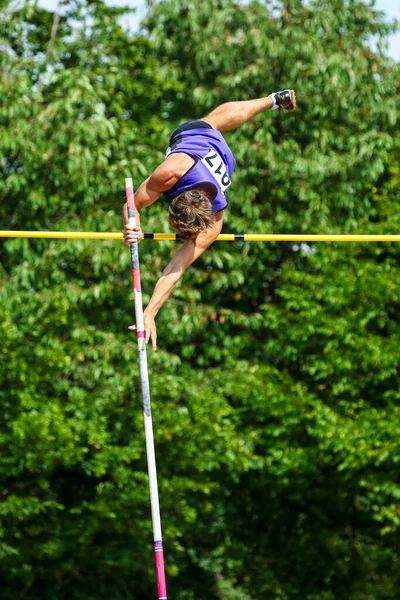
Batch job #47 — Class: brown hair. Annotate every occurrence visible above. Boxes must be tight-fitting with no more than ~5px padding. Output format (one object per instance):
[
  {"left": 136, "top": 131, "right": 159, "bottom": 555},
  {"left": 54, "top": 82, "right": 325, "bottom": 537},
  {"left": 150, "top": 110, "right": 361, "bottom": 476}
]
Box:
[{"left": 168, "top": 189, "right": 213, "bottom": 240}]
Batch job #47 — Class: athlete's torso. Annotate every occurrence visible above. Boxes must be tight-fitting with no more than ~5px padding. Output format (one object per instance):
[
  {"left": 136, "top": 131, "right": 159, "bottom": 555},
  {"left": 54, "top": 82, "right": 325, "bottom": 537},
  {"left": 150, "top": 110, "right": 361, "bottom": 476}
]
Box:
[{"left": 163, "top": 128, "right": 236, "bottom": 213}]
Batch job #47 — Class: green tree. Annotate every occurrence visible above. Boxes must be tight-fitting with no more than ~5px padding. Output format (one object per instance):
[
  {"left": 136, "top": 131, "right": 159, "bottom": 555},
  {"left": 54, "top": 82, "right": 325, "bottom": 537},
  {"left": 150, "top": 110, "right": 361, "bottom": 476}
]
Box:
[
  {"left": 0, "top": 1, "right": 183, "bottom": 598},
  {"left": 143, "top": 2, "right": 400, "bottom": 598},
  {"left": 1, "top": 0, "right": 400, "bottom": 599}
]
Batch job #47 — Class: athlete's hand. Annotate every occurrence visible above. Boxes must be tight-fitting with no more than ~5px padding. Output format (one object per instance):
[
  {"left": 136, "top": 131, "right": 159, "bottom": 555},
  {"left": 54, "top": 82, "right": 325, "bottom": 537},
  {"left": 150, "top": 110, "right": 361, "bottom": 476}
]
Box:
[
  {"left": 128, "top": 309, "right": 157, "bottom": 351},
  {"left": 123, "top": 223, "right": 143, "bottom": 245}
]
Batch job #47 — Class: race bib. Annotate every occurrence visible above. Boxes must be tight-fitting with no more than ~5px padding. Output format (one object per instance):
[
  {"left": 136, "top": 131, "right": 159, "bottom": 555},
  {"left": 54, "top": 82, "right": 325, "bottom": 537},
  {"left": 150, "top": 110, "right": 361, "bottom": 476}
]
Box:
[{"left": 201, "top": 150, "right": 231, "bottom": 194}]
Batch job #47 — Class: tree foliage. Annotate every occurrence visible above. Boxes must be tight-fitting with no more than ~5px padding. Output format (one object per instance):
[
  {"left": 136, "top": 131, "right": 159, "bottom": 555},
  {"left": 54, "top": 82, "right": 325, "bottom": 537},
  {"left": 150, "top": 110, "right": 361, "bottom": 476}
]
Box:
[{"left": 0, "top": 0, "right": 399, "bottom": 598}]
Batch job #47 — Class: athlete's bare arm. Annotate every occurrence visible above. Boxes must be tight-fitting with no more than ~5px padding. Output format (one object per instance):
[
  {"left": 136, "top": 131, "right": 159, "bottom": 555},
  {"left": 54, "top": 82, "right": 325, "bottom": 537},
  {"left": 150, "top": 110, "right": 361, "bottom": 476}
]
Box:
[
  {"left": 129, "top": 211, "right": 224, "bottom": 350},
  {"left": 122, "top": 153, "right": 195, "bottom": 240}
]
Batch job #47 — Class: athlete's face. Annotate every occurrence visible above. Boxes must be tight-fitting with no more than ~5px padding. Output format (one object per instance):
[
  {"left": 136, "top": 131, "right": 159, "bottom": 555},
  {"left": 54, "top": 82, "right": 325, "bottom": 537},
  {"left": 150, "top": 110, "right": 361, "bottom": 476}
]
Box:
[{"left": 175, "top": 228, "right": 196, "bottom": 241}]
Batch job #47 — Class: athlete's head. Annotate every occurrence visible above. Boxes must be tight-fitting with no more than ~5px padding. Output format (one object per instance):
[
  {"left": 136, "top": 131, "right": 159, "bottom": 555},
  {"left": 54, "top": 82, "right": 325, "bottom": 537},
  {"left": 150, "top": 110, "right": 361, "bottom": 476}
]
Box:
[{"left": 168, "top": 189, "right": 213, "bottom": 240}]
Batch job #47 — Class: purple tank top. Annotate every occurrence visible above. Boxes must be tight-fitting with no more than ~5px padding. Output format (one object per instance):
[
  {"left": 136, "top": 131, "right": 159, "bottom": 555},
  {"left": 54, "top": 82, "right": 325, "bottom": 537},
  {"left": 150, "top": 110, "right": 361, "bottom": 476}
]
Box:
[{"left": 163, "top": 128, "right": 236, "bottom": 212}]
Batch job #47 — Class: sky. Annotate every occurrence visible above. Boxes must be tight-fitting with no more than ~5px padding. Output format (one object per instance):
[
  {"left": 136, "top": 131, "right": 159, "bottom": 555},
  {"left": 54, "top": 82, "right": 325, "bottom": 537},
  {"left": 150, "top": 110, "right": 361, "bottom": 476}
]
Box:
[
  {"left": 372, "top": 0, "right": 400, "bottom": 59},
  {"left": 37, "top": 0, "right": 400, "bottom": 61}
]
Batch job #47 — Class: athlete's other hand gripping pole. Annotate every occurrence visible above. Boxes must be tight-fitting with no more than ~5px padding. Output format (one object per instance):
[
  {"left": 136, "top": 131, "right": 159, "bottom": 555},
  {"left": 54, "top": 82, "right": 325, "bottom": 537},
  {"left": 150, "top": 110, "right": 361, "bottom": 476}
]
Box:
[{"left": 125, "top": 178, "right": 167, "bottom": 600}]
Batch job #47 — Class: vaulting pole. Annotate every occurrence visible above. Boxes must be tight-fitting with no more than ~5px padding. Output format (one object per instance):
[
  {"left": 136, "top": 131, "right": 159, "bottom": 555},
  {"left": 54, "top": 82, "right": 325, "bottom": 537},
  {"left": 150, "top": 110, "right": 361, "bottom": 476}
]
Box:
[
  {"left": 2, "top": 231, "right": 400, "bottom": 242},
  {"left": 125, "top": 178, "right": 167, "bottom": 600}
]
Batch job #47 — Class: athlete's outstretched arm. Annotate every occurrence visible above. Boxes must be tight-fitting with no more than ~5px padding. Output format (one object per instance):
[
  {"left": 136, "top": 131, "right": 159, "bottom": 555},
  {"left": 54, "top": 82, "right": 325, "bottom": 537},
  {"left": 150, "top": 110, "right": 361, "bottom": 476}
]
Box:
[
  {"left": 122, "top": 158, "right": 184, "bottom": 243},
  {"left": 202, "top": 90, "right": 296, "bottom": 132},
  {"left": 130, "top": 211, "right": 224, "bottom": 350}
]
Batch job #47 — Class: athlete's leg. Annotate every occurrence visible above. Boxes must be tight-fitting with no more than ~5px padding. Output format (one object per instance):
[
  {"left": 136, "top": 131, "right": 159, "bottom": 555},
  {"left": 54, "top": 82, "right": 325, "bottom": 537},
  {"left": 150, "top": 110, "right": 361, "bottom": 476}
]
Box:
[{"left": 202, "top": 90, "right": 296, "bottom": 132}]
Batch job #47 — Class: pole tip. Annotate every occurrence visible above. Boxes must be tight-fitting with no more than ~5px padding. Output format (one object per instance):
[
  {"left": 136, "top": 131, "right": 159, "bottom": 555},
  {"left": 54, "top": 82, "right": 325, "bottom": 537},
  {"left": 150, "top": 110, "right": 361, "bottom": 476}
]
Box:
[{"left": 125, "top": 177, "right": 133, "bottom": 188}]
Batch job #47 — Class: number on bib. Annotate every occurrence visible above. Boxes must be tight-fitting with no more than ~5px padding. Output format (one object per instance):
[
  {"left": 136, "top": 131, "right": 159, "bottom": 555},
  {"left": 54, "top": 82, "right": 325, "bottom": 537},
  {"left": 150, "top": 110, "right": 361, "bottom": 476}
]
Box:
[{"left": 201, "top": 150, "right": 231, "bottom": 193}]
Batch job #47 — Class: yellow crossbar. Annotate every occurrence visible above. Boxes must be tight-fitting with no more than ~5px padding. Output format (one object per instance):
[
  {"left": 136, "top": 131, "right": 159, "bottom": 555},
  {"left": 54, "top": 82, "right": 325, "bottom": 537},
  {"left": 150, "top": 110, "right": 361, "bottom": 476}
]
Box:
[{"left": 1, "top": 231, "right": 400, "bottom": 242}]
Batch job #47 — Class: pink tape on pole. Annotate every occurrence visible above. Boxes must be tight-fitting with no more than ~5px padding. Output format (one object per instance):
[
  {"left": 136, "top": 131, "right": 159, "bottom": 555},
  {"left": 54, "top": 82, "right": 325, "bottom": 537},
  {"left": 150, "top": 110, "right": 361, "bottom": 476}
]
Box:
[
  {"left": 126, "top": 186, "right": 134, "bottom": 209},
  {"left": 132, "top": 268, "right": 141, "bottom": 292},
  {"left": 137, "top": 331, "right": 145, "bottom": 338},
  {"left": 154, "top": 546, "right": 167, "bottom": 599}
]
